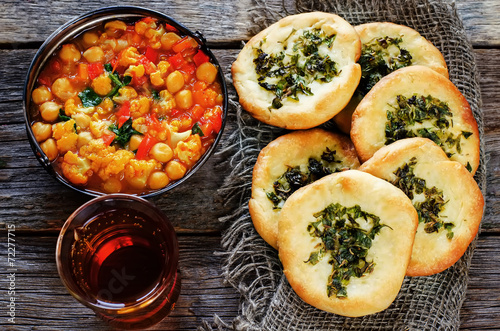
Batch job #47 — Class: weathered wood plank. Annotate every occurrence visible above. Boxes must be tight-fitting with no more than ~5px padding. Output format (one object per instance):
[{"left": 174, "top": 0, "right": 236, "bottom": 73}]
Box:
[
  {"left": 0, "top": 0, "right": 498, "bottom": 47},
  {"left": 0, "top": 0, "right": 255, "bottom": 45},
  {"left": 454, "top": 0, "right": 500, "bottom": 47},
  {"left": 3, "top": 47, "right": 500, "bottom": 232},
  {"left": 0, "top": 49, "right": 241, "bottom": 234},
  {"left": 460, "top": 235, "right": 500, "bottom": 329},
  {"left": 0, "top": 235, "right": 240, "bottom": 330},
  {"left": 0, "top": 235, "right": 499, "bottom": 330}
]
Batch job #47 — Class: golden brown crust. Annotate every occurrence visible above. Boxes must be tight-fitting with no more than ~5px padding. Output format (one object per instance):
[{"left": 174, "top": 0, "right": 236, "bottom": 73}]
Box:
[
  {"left": 359, "top": 138, "right": 484, "bottom": 276},
  {"left": 249, "top": 128, "right": 360, "bottom": 249},
  {"left": 278, "top": 170, "right": 418, "bottom": 317},
  {"left": 232, "top": 12, "right": 361, "bottom": 129},
  {"left": 351, "top": 65, "right": 480, "bottom": 174},
  {"left": 333, "top": 22, "right": 449, "bottom": 134}
]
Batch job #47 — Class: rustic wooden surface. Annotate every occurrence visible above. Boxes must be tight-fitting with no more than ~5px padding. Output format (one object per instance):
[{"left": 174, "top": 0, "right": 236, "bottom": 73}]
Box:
[{"left": 0, "top": 0, "right": 499, "bottom": 330}]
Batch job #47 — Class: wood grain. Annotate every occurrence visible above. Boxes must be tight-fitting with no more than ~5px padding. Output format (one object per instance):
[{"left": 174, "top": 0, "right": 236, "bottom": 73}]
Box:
[
  {"left": 0, "top": 1, "right": 499, "bottom": 329},
  {"left": 0, "top": 1, "right": 498, "bottom": 47},
  {"left": 0, "top": 49, "right": 241, "bottom": 234},
  {"left": 0, "top": 236, "right": 239, "bottom": 330}
]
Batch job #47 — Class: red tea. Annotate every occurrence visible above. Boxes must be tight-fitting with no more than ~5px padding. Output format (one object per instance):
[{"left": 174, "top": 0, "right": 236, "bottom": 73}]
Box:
[
  {"left": 71, "top": 208, "right": 168, "bottom": 304},
  {"left": 57, "top": 196, "right": 180, "bottom": 329}
]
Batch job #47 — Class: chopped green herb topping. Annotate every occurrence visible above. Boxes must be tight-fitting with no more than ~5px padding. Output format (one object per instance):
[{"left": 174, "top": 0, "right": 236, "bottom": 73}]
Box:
[
  {"left": 391, "top": 157, "right": 454, "bottom": 239},
  {"left": 306, "top": 203, "right": 388, "bottom": 298},
  {"left": 385, "top": 94, "right": 473, "bottom": 158},
  {"left": 58, "top": 109, "right": 77, "bottom": 131},
  {"left": 58, "top": 108, "right": 71, "bottom": 122},
  {"left": 254, "top": 28, "right": 338, "bottom": 109},
  {"left": 78, "top": 87, "right": 102, "bottom": 107},
  {"left": 151, "top": 89, "right": 160, "bottom": 100},
  {"left": 357, "top": 36, "right": 412, "bottom": 97},
  {"left": 191, "top": 122, "right": 204, "bottom": 136},
  {"left": 108, "top": 118, "right": 142, "bottom": 147},
  {"left": 106, "top": 72, "right": 132, "bottom": 98},
  {"left": 266, "top": 148, "right": 344, "bottom": 209}
]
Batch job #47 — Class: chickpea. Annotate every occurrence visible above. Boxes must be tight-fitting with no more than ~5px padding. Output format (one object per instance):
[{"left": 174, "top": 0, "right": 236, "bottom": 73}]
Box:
[
  {"left": 91, "top": 74, "right": 113, "bottom": 96},
  {"left": 115, "top": 38, "right": 129, "bottom": 52},
  {"left": 83, "top": 46, "right": 105, "bottom": 63},
  {"left": 103, "top": 177, "right": 122, "bottom": 193},
  {"left": 52, "top": 78, "right": 77, "bottom": 101},
  {"left": 148, "top": 171, "right": 170, "bottom": 190},
  {"left": 82, "top": 32, "right": 99, "bottom": 47},
  {"left": 40, "top": 138, "right": 58, "bottom": 161},
  {"left": 160, "top": 32, "right": 181, "bottom": 50},
  {"left": 31, "top": 122, "right": 52, "bottom": 142},
  {"left": 39, "top": 101, "right": 61, "bottom": 122},
  {"left": 166, "top": 71, "right": 184, "bottom": 94},
  {"left": 165, "top": 160, "right": 187, "bottom": 180},
  {"left": 104, "top": 20, "right": 128, "bottom": 38},
  {"left": 77, "top": 131, "right": 93, "bottom": 149},
  {"left": 175, "top": 90, "right": 193, "bottom": 109},
  {"left": 129, "top": 134, "right": 143, "bottom": 151},
  {"left": 150, "top": 143, "right": 173, "bottom": 163},
  {"left": 196, "top": 62, "right": 218, "bottom": 84},
  {"left": 32, "top": 86, "right": 53, "bottom": 105},
  {"left": 59, "top": 44, "right": 81, "bottom": 63},
  {"left": 72, "top": 113, "right": 91, "bottom": 129}
]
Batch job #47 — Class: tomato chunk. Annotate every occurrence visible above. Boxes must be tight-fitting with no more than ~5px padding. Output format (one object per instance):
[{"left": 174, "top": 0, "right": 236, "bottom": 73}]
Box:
[
  {"left": 193, "top": 50, "right": 210, "bottom": 67},
  {"left": 136, "top": 134, "right": 158, "bottom": 160}
]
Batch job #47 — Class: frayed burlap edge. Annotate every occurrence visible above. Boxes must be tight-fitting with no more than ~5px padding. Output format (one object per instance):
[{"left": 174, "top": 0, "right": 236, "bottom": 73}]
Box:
[{"left": 200, "top": 0, "right": 486, "bottom": 330}]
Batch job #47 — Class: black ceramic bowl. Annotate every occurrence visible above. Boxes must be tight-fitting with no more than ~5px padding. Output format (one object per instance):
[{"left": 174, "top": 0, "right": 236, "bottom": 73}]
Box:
[{"left": 23, "top": 6, "right": 228, "bottom": 198}]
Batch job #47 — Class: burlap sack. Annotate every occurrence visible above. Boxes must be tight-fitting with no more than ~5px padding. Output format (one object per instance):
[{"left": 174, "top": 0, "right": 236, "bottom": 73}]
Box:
[{"left": 201, "top": 0, "right": 486, "bottom": 330}]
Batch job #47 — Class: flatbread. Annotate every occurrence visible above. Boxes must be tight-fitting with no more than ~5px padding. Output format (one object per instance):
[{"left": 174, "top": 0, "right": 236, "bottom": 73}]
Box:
[
  {"left": 359, "top": 138, "right": 484, "bottom": 276},
  {"left": 351, "top": 65, "right": 480, "bottom": 175},
  {"left": 278, "top": 170, "right": 418, "bottom": 317},
  {"left": 334, "top": 22, "right": 448, "bottom": 134},
  {"left": 232, "top": 12, "right": 361, "bottom": 129},
  {"left": 249, "top": 128, "right": 360, "bottom": 249}
]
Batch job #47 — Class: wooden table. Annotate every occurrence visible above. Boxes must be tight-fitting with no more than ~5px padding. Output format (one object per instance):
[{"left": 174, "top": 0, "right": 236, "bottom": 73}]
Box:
[{"left": 0, "top": 0, "right": 498, "bottom": 329}]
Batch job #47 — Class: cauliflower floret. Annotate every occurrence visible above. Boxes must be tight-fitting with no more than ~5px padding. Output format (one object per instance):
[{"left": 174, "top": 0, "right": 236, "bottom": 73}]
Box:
[
  {"left": 124, "top": 159, "right": 161, "bottom": 189},
  {"left": 118, "top": 47, "right": 141, "bottom": 67},
  {"left": 153, "top": 90, "right": 176, "bottom": 117},
  {"left": 96, "top": 97, "right": 114, "bottom": 115},
  {"left": 124, "top": 64, "right": 145, "bottom": 78},
  {"left": 52, "top": 119, "right": 78, "bottom": 153},
  {"left": 157, "top": 61, "right": 170, "bottom": 75},
  {"left": 132, "top": 117, "right": 148, "bottom": 134},
  {"left": 79, "top": 139, "right": 133, "bottom": 180},
  {"left": 113, "top": 86, "right": 138, "bottom": 104},
  {"left": 89, "top": 119, "right": 113, "bottom": 138},
  {"left": 61, "top": 151, "right": 92, "bottom": 185},
  {"left": 64, "top": 98, "right": 80, "bottom": 116},
  {"left": 130, "top": 96, "right": 151, "bottom": 118},
  {"left": 174, "top": 134, "right": 202, "bottom": 167},
  {"left": 97, "top": 149, "right": 134, "bottom": 181},
  {"left": 91, "top": 74, "right": 113, "bottom": 96},
  {"left": 64, "top": 97, "right": 95, "bottom": 116},
  {"left": 79, "top": 139, "right": 116, "bottom": 173}
]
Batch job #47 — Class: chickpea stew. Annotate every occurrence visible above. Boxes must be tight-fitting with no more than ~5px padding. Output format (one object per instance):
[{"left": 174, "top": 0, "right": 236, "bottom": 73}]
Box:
[{"left": 29, "top": 16, "right": 225, "bottom": 195}]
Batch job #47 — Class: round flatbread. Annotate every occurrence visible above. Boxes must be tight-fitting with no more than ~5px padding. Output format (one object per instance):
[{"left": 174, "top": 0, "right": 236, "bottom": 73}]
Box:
[
  {"left": 333, "top": 22, "right": 448, "bottom": 134},
  {"left": 351, "top": 65, "right": 480, "bottom": 175},
  {"left": 232, "top": 12, "right": 361, "bottom": 129},
  {"left": 278, "top": 170, "right": 418, "bottom": 317},
  {"left": 249, "top": 128, "right": 360, "bottom": 249},
  {"left": 359, "top": 138, "right": 484, "bottom": 276}
]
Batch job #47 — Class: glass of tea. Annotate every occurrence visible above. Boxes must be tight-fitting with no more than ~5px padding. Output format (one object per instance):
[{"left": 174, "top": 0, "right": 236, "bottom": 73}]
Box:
[{"left": 56, "top": 194, "right": 181, "bottom": 329}]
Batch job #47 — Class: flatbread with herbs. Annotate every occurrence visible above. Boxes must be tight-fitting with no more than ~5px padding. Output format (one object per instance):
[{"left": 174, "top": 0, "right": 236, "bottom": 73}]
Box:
[
  {"left": 359, "top": 138, "right": 484, "bottom": 276},
  {"left": 232, "top": 12, "right": 361, "bottom": 129},
  {"left": 249, "top": 128, "right": 360, "bottom": 249}
]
